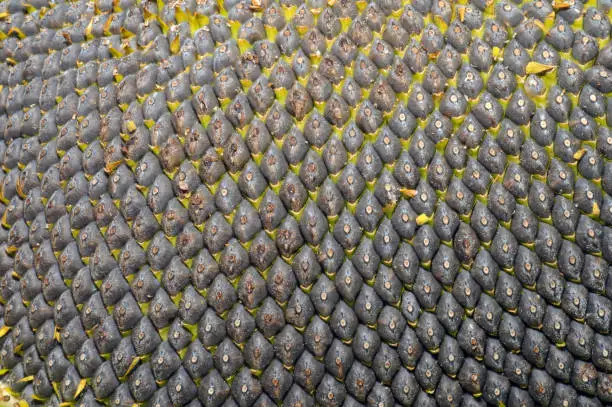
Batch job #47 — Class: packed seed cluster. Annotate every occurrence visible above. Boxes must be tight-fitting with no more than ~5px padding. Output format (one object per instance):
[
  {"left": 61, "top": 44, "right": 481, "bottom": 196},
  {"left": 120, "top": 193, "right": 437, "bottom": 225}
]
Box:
[{"left": 0, "top": 0, "right": 612, "bottom": 405}]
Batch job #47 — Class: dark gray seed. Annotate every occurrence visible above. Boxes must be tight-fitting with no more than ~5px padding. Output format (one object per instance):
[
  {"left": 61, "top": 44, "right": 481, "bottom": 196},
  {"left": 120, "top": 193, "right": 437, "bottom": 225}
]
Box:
[
  {"left": 415, "top": 391, "right": 436, "bottom": 407},
  {"left": 488, "top": 63, "right": 517, "bottom": 101},
  {"left": 558, "top": 60, "right": 585, "bottom": 93},
  {"left": 446, "top": 19, "right": 471, "bottom": 53},
  {"left": 400, "top": 4, "right": 425, "bottom": 34},
  {"left": 436, "top": 375, "right": 463, "bottom": 407},
  {"left": 290, "top": 48, "right": 311, "bottom": 79},
  {"left": 443, "top": 136, "right": 466, "bottom": 170},
  {"left": 580, "top": 146, "right": 604, "bottom": 179},
  {"left": 310, "top": 275, "right": 339, "bottom": 317},
  {"left": 80, "top": 293, "right": 106, "bottom": 331},
  {"left": 92, "top": 362, "right": 119, "bottom": 400},
  {"left": 534, "top": 42, "right": 561, "bottom": 68},
  {"left": 34, "top": 319, "right": 57, "bottom": 358},
  {"left": 352, "top": 325, "right": 381, "bottom": 365},
  {"left": 458, "top": 65, "right": 484, "bottom": 100},
  {"left": 415, "top": 352, "right": 442, "bottom": 392},
  {"left": 398, "top": 327, "right": 424, "bottom": 370},
  {"left": 440, "top": 87, "right": 468, "bottom": 118},
  {"left": 131, "top": 317, "right": 162, "bottom": 357},
  {"left": 579, "top": 84, "right": 607, "bottom": 117},
  {"left": 329, "top": 301, "right": 358, "bottom": 341},
  {"left": 552, "top": 195, "right": 578, "bottom": 236},
  {"left": 483, "top": 18, "right": 508, "bottom": 47},
  {"left": 593, "top": 333, "right": 612, "bottom": 371},
  {"left": 149, "top": 341, "right": 182, "bottom": 383},
  {"left": 470, "top": 38, "right": 493, "bottom": 72},
  {"left": 521, "top": 328, "right": 550, "bottom": 368},
  {"left": 53, "top": 290, "right": 78, "bottom": 328},
  {"left": 20, "top": 269, "right": 41, "bottom": 303},
  {"left": 550, "top": 383, "right": 578, "bottom": 407},
  {"left": 414, "top": 267, "right": 442, "bottom": 310},
  {"left": 409, "top": 129, "right": 435, "bottom": 168},
  {"left": 274, "top": 325, "right": 304, "bottom": 367},
  {"left": 430, "top": 245, "right": 459, "bottom": 286},
  {"left": 535, "top": 222, "right": 562, "bottom": 263},
  {"left": 518, "top": 290, "right": 546, "bottom": 328},
  {"left": 234, "top": 332, "right": 270, "bottom": 376},
  {"left": 504, "top": 353, "right": 532, "bottom": 388},
  {"left": 407, "top": 84, "right": 434, "bottom": 119},
  {"left": 374, "top": 128, "right": 401, "bottom": 164},
  {"left": 128, "top": 363, "right": 157, "bottom": 402},
  {"left": 529, "top": 369, "right": 557, "bottom": 405},
  {"left": 198, "top": 370, "right": 230, "bottom": 407},
  {"left": 392, "top": 243, "right": 419, "bottom": 285},
  {"left": 284, "top": 353, "right": 319, "bottom": 393},
  {"left": 569, "top": 108, "right": 597, "bottom": 143},
  {"left": 597, "top": 126, "right": 612, "bottom": 161},
  {"left": 369, "top": 39, "right": 394, "bottom": 70},
  {"left": 484, "top": 338, "right": 506, "bottom": 373},
  {"left": 524, "top": 75, "right": 547, "bottom": 99},
  {"left": 438, "top": 336, "right": 465, "bottom": 376},
  {"left": 496, "top": 121, "right": 524, "bottom": 158},
  {"left": 556, "top": 240, "right": 584, "bottom": 282},
  {"left": 353, "top": 284, "right": 383, "bottom": 326},
  {"left": 111, "top": 337, "right": 137, "bottom": 379},
  {"left": 182, "top": 339, "right": 212, "bottom": 381},
  {"left": 377, "top": 305, "right": 405, "bottom": 344},
  {"left": 506, "top": 89, "right": 536, "bottom": 125},
  {"left": 315, "top": 374, "right": 346, "bottom": 407},
  {"left": 260, "top": 360, "right": 292, "bottom": 402},
  {"left": 92, "top": 316, "right": 121, "bottom": 356},
  {"left": 572, "top": 31, "right": 599, "bottom": 64},
  {"left": 413, "top": 224, "right": 440, "bottom": 262},
  {"left": 388, "top": 57, "right": 412, "bottom": 93},
  {"left": 566, "top": 319, "right": 594, "bottom": 360},
  {"left": 514, "top": 245, "right": 542, "bottom": 287},
  {"left": 303, "top": 316, "right": 333, "bottom": 358},
  {"left": 322, "top": 137, "right": 348, "bottom": 177},
  {"left": 447, "top": 177, "right": 475, "bottom": 215},
  {"left": 586, "top": 293, "right": 611, "bottom": 333},
  {"left": 404, "top": 40, "right": 428, "bottom": 74},
  {"left": 554, "top": 128, "right": 581, "bottom": 163},
  {"left": 42, "top": 264, "right": 67, "bottom": 303},
  {"left": 576, "top": 215, "right": 602, "bottom": 253},
  {"left": 324, "top": 339, "right": 353, "bottom": 381},
  {"left": 527, "top": 180, "right": 553, "bottom": 218},
  {"left": 453, "top": 269, "right": 482, "bottom": 310},
  {"left": 372, "top": 343, "right": 401, "bottom": 384},
  {"left": 356, "top": 101, "right": 383, "bottom": 134},
  {"left": 471, "top": 202, "right": 498, "bottom": 243},
  {"left": 427, "top": 152, "right": 452, "bottom": 191},
  {"left": 411, "top": 180, "right": 437, "bottom": 217},
  {"left": 423, "top": 63, "right": 447, "bottom": 95},
  {"left": 213, "top": 338, "right": 244, "bottom": 380},
  {"left": 437, "top": 44, "right": 461, "bottom": 78},
  {"left": 283, "top": 385, "right": 314, "bottom": 407},
  {"left": 373, "top": 217, "right": 400, "bottom": 261},
  {"left": 109, "top": 383, "right": 135, "bottom": 407},
  {"left": 345, "top": 361, "right": 375, "bottom": 402},
  {"left": 292, "top": 246, "right": 322, "bottom": 289},
  {"left": 434, "top": 202, "right": 460, "bottom": 242},
  {"left": 544, "top": 346, "right": 574, "bottom": 383},
  {"left": 437, "top": 292, "right": 464, "bottom": 335},
  {"left": 482, "top": 372, "right": 511, "bottom": 406},
  {"left": 474, "top": 293, "right": 503, "bottom": 334},
  {"left": 457, "top": 115, "right": 486, "bottom": 150}
]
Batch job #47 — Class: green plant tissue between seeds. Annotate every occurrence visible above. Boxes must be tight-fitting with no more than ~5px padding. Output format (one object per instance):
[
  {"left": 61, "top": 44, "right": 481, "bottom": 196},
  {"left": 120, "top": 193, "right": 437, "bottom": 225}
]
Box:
[{"left": 0, "top": 0, "right": 611, "bottom": 405}]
